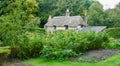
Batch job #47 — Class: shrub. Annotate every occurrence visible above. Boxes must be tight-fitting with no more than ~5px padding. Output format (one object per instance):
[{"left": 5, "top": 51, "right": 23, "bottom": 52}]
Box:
[
  {"left": 10, "top": 37, "right": 43, "bottom": 59},
  {"left": 9, "top": 33, "right": 44, "bottom": 59},
  {"left": 102, "top": 38, "right": 120, "bottom": 49},
  {"left": 42, "top": 31, "right": 109, "bottom": 60},
  {"left": 106, "top": 27, "right": 120, "bottom": 38},
  {"left": 74, "top": 32, "right": 109, "bottom": 52},
  {"left": 42, "top": 31, "right": 78, "bottom": 60}
]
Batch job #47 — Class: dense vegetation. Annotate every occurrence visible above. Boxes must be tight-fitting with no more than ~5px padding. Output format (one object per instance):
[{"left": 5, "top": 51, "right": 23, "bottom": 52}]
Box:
[
  {"left": 106, "top": 27, "right": 120, "bottom": 38},
  {"left": 0, "top": 0, "right": 120, "bottom": 64},
  {"left": 42, "top": 31, "right": 109, "bottom": 60}
]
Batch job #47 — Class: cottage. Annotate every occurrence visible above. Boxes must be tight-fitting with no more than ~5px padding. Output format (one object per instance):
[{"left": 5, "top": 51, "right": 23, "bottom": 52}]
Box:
[
  {"left": 44, "top": 9, "right": 106, "bottom": 32},
  {"left": 44, "top": 9, "right": 87, "bottom": 32}
]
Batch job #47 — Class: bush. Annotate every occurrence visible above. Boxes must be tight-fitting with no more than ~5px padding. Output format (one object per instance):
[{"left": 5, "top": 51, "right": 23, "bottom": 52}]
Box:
[
  {"left": 0, "top": 18, "right": 25, "bottom": 46},
  {"left": 74, "top": 31, "right": 109, "bottom": 52},
  {"left": 0, "top": 28, "right": 44, "bottom": 59},
  {"left": 42, "top": 31, "right": 109, "bottom": 60},
  {"left": 102, "top": 38, "right": 120, "bottom": 49},
  {"left": 10, "top": 35, "right": 43, "bottom": 59},
  {"left": 42, "top": 31, "right": 77, "bottom": 60},
  {"left": 106, "top": 27, "right": 120, "bottom": 38}
]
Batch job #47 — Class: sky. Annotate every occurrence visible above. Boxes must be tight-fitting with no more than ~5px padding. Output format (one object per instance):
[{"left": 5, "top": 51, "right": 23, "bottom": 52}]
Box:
[{"left": 98, "top": 0, "right": 120, "bottom": 10}]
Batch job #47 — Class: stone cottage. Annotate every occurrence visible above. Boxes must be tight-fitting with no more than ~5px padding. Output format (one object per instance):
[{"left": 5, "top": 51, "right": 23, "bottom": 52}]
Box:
[
  {"left": 44, "top": 9, "right": 106, "bottom": 32},
  {"left": 44, "top": 9, "right": 87, "bottom": 32}
]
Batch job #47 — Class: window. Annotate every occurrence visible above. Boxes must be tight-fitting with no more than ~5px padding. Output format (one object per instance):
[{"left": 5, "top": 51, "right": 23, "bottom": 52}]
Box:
[
  {"left": 81, "top": 25, "right": 84, "bottom": 28},
  {"left": 64, "top": 25, "right": 68, "bottom": 30},
  {"left": 53, "top": 25, "right": 56, "bottom": 30}
]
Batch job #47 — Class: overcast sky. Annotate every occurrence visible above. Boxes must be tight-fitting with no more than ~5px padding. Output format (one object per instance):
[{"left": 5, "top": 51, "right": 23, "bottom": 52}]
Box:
[{"left": 98, "top": 0, "right": 120, "bottom": 10}]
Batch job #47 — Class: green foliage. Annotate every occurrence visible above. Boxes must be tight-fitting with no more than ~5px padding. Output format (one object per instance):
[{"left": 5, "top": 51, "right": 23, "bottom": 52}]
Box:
[
  {"left": 0, "top": 46, "right": 11, "bottom": 64},
  {"left": 73, "top": 32, "right": 109, "bottom": 52},
  {"left": 102, "top": 28, "right": 120, "bottom": 49},
  {"left": 88, "top": 1, "right": 104, "bottom": 26},
  {"left": 102, "top": 38, "right": 120, "bottom": 49},
  {"left": 1, "top": 17, "right": 25, "bottom": 46},
  {"left": 42, "top": 31, "right": 77, "bottom": 60},
  {"left": 0, "top": 46, "right": 10, "bottom": 54},
  {"left": 104, "top": 3, "right": 120, "bottom": 27},
  {"left": 106, "top": 28, "right": 120, "bottom": 38},
  {"left": 23, "top": 27, "right": 45, "bottom": 34},
  {"left": 10, "top": 34, "right": 43, "bottom": 59},
  {"left": 0, "top": 0, "right": 40, "bottom": 46},
  {"left": 42, "top": 31, "right": 109, "bottom": 60}
]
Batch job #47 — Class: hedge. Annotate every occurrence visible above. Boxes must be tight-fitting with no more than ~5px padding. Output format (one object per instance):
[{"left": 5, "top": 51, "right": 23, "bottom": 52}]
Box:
[{"left": 106, "top": 27, "right": 120, "bottom": 38}]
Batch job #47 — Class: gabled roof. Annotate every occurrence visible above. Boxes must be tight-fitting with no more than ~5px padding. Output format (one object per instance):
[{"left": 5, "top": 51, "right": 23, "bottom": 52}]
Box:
[
  {"left": 45, "top": 16, "right": 85, "bottom": 27},
  {"left": 79, "top": 26, "right": 106, "bottom": 33}
]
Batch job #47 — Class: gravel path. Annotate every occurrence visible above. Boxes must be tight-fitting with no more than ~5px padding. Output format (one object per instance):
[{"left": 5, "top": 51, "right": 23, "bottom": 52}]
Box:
[{"left": 70, "top": 49, "right": 120, "bottom": 62}]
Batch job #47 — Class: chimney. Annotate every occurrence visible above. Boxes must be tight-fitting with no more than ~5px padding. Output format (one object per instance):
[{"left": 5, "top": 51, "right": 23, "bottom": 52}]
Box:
[
  {"left": 84, "top": 12, "right": 88, "bottom": 27},
  {"left": 66, "top": 9, "right": 70, "bottom": 16},
  {"left": 48, "top": 15, "right": 52, "bottom": 20},
  {"left": 48, "top": 15, "right": 52, "bottom": 22}
]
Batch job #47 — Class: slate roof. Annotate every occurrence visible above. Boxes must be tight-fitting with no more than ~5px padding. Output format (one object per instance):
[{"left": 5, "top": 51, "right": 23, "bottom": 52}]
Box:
[
  {"left": 79, "top": 26, "right": 106, "bottom": 33},
  {"left": 45, "top": 16, "right": 86, "bottom": 27}
]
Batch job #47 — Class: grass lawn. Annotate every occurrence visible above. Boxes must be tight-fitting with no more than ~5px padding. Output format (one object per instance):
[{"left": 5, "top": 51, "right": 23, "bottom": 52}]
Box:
[{"left": 23, "top": 53, "right": 120, "bottom": 66}]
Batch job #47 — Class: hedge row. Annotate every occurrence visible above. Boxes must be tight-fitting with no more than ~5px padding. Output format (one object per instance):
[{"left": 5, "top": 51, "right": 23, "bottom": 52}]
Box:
[
  {"left": 42, "top": 31, "right": 109, "bottom": 60},
  {"left": 106, "top": 27, "right": 120, "bottom": 38},
  {"left": 0, "top": 31, "right": 113, "bottom": 60}
]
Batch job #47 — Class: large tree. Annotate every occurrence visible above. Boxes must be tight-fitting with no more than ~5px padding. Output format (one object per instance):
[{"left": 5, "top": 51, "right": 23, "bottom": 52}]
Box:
[
  {"left": 88, "top": 1, "right": 104, "bottom": 26},
  {"left": 0, "top": 0, "right": 40, "bottom": 46},
  {"left": 104, "top": 2, "right": 120, "bottom": 27}
]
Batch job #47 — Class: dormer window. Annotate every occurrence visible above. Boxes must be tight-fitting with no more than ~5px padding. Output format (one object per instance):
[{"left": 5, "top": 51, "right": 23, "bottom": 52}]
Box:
[
  {"left": 53, "top": 25, "right": 56, "bottom": 30},
  {"left": 64, "top": 25, "right": 68, "bottom": 30}
]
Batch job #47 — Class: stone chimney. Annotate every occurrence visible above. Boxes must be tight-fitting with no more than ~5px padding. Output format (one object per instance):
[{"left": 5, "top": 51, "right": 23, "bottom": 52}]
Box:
[
  {"left": 84, "top": 12, "right": 88, "bottom": 27},
  {"left": 66, "top": 9, "right": 70, "bottom": 16},
  {"left": 48, "top": 15, "right": 52, "bottom": 22},
  {"left": 48, "top": 15, "right": 52, "bottom": 20}
]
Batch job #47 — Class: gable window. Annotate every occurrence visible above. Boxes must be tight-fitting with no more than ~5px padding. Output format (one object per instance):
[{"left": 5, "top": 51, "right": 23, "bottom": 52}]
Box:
[
  {"left": 53, "top": 25, "right": 56, "bottom": 30},
  {"left": 64, "top": 25, "right": 68, "bottom": 30}
]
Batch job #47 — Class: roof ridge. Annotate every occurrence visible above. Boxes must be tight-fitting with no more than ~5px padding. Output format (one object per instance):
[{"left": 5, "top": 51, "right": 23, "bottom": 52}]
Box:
[{"left": 45, "top": 15, "right": 86, "bottom": 27}]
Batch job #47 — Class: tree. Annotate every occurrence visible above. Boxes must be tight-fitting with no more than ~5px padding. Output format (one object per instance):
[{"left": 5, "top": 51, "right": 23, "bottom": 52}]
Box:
[
  {"left": 88, "top": 1, "right": 104, "bottom": 26},
  {"left": 104, "top": 2, "right": 120, "bottom": 27},
  {"left": 0, "top": 0, "right": 40, "bottom": 46}
]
